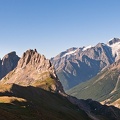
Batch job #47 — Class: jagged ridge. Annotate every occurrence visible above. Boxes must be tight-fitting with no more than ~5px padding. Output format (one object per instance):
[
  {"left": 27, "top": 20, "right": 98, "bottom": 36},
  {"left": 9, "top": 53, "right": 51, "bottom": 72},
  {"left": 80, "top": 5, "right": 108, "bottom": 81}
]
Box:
[
  {"left": 51, "top": 42, "right": 114, "bottom": 90},
  {"left": 0, "top": 49, "right": 64, "bottom": 93}
]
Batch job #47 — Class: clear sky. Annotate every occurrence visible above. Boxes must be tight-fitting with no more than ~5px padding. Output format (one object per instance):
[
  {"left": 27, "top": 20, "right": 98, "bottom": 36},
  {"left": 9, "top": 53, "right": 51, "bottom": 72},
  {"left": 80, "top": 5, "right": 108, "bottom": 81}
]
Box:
[{"left": 0, "top": 0, "right": 120, "bottom": 59}]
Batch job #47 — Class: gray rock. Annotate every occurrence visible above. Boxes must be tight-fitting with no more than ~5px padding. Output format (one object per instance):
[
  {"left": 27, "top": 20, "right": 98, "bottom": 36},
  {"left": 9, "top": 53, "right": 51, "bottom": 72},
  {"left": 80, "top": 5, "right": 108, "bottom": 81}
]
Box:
[
  {"left": 0, "top": 51, "right": 20, "bottom": 79},
  {"left": 51, "top": 43, "right": 114, "bottom": 90},
  {"left": 1, "top": 49, "right": 64, "bottom": 94}
]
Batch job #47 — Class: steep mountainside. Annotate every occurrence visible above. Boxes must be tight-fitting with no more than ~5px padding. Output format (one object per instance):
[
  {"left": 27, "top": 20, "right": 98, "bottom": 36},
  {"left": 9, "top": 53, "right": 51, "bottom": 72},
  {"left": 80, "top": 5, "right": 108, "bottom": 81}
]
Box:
[
  {"left": 0, "top": 49, "right": 120, "bottom": 120},
  {"left": 0, "top": 49, "right": 93, "bottom": 120},
  {"left": 0, "top": 83, "right": 118, "bottom": 120},
  {"left": 67, "top": 58, "right": 120, "bottom": 108},
  {"left": 0, "top": 84, "right": 92, "bottom": 120},
  {"left": 0, "top": 51, "right": 20, "bottom": 79},
  {"left": 0, "top": 49, "right": 64, "bottom": 93},
  {"left": 51, "top": 38, "right": 120, "bottom": 90},
  {"left": 68, "top": 97, "right": 120, "bottom": 120}
]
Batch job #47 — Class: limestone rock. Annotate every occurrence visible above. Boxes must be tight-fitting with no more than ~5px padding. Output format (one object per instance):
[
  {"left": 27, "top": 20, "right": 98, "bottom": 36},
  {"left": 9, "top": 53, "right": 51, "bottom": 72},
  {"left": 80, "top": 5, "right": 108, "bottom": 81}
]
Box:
[
  {"left": 0, "top": 52, "right": 20, "bottom": 79},
  {"left": 1, "top": 49, "right": 64, "bottom": 93}
]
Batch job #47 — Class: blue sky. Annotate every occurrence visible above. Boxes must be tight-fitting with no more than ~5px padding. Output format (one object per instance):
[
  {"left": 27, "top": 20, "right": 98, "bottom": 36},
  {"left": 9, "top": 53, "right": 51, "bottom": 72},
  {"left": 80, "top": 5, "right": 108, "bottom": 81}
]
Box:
[{"left": 0, "top": 0, "right": 120, "bottom": 59}]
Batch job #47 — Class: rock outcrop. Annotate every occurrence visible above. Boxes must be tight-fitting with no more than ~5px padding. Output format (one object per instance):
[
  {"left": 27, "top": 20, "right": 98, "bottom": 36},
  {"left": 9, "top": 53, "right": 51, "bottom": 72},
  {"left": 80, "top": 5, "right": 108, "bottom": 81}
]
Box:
[
  {"left": 0, "top": 49, "right": 64, "bottom": 93},
  {"left": 0, "top": 51, "right": 20, "bottom": 79},
  {"left": 108, "top": 38, "right": 120, "bottom": 45}
]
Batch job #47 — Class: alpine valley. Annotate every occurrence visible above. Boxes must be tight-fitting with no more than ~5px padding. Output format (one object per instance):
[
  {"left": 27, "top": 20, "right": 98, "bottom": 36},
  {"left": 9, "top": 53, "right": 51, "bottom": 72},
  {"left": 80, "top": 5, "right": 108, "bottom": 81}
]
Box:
[
  {"left": 67, "top": 58, "right": 120, "bottom": 108},
  {"left": 0, "top": 48, "right": 120, "bottom": 119}
]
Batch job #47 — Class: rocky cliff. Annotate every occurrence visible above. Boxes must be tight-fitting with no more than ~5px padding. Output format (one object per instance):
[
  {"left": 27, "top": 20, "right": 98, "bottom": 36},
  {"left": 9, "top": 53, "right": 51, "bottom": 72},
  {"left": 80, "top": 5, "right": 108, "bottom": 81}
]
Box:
[
  {"left": 0, "top": 51, "right": 20, "bottom": 79},
  {"left": 0, "top": 49, "right": 64, "bottom": 93},
  {"left": 51, "top": 42, "right": 114, "bottom": 90}
]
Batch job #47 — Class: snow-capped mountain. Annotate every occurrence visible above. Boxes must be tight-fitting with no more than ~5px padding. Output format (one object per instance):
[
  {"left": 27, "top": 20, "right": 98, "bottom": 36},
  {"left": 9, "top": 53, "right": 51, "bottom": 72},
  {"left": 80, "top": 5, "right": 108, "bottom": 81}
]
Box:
[
  {"left": 82, "top": 45, "right": 93, "bottom": 51},
  {"left": 108, "top": 38, "right": 120, "bottom": 60},
  {"left": 60, "top": 45, "right": 93, "bottom": 58},
  {"left": 61, "top": 48, "right": 78, "bottom": 58},
  {"left": 51, "top": 38, "right": 120, "bottom": 90}
]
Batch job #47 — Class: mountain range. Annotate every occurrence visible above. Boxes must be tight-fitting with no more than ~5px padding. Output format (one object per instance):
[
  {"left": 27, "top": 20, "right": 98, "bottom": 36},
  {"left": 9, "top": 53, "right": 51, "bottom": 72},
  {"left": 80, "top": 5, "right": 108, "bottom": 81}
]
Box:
[
  {"left": 51, "top": 38, "right": 120, "bottom": 90},
  {"left": 0, "top": 49, "right": 91, "bottom": 120},
  {"left": 0, "top": 49, "right": 120, "bottom": 119}
]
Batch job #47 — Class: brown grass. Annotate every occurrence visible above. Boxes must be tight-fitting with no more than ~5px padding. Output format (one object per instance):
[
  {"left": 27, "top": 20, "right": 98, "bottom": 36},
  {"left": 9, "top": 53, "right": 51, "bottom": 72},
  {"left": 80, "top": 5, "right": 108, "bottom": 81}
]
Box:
[{"left": 0, "top": 96, "right": 26, "bottom": 104}]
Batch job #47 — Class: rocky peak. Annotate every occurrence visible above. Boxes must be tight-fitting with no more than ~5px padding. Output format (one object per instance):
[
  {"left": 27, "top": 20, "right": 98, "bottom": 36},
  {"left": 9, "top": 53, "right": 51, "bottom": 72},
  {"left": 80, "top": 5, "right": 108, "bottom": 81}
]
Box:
[
  {"left": 108, "top": 38, "right": 120, "bottom": 45},
  {"left": 18, "top": 49, "right": 47, "bottom": 68},
  {"left": 66, "top": 47, "right": 77, "bottom": 52},
  {"left": 0, "top": 51, "right": 20, "bottom": 79},
  {"left": 1, "top": 49, "right": 64, "bottom": 94},
  {"left": 2, "top": 51, "right": 17, "bottom": 60},
  {"left": 17, "top": 49, "right": 56, "bottom": 77},
  {"left": 51, "top": 41, "right": 115, "bottom": 90}
]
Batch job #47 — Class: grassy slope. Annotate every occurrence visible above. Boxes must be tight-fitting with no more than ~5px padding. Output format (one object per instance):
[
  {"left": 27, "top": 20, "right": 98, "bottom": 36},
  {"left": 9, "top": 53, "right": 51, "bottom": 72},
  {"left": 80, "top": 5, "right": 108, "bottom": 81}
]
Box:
[
  {"left": 67, "top": 67, "right": 120, "bottom": 103},
  {"left": 0, "top": 84, "right": 91, "bottom": 120}
]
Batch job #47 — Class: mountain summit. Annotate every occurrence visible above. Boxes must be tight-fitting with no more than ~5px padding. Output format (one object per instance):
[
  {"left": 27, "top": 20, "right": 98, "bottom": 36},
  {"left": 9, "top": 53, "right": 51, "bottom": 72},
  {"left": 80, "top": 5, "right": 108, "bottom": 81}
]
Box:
[
  {"left": 0, "top": 49, "right": 64, "bottom": 93},
  {"left": 51, "top": 42, "right": 114, "bottom": 90},
  {"left": 51, "top": 38, "right": 120, "bottom": 90},
  {"left": 108, "top": 38, "right": 120, "bottom": 45},
  {"left": 0, "top": 51, "right": 20, "bottom": 79}
]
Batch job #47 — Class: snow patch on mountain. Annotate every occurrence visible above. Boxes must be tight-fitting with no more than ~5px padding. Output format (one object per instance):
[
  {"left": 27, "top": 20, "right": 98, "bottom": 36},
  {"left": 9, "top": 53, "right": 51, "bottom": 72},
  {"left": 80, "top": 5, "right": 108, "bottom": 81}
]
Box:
[
  {"left": 62, "top": 49, "right": 78, "bottom": 58},
  {"left": 108, "top": 38, "right": 120, "bottom": 44},
  {"left": 108, "top": 40, "right": 120, "bottom": 57},
  {"left": 83, "top": 45, "right": 92, "bottom": 51},
  {"left": 61, "top": 45, "right": 93, "bottom": 58}
]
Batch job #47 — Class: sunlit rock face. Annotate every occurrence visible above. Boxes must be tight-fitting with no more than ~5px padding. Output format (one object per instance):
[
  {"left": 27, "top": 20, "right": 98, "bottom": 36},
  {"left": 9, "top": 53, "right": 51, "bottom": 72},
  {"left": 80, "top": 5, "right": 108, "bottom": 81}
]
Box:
[{"left": 0, "top": 49, "right": 64, "bottom": 93}]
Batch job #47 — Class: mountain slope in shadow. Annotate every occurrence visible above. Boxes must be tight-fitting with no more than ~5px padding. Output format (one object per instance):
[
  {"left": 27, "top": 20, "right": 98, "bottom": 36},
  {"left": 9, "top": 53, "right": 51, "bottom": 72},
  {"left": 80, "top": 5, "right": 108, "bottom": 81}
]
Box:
[{"left": 0, "top": 84, "right": 91, "bottom": 120}]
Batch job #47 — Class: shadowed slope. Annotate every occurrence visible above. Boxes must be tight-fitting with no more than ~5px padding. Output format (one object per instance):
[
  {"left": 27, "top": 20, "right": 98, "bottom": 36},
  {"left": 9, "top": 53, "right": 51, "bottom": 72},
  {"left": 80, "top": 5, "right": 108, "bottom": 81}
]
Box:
[{"left": 0, "top": 84, "right": 91, "bottom": 120}]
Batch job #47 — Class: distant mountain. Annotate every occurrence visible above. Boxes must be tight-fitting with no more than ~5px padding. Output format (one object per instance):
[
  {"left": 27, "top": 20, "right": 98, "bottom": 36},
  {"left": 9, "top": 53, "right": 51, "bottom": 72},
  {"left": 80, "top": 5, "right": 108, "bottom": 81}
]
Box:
[
  {"left": 51, "top": 38, "right": 120, "bottom": 90},
  {"left": 67, "top": 58, "right": 120, "bottom": 108},
  {"left": 107, "top": 38, "right": 120, "bottom": 61},
  {"left": 0, "top": 51, "right": 20, "bottom": 79}
]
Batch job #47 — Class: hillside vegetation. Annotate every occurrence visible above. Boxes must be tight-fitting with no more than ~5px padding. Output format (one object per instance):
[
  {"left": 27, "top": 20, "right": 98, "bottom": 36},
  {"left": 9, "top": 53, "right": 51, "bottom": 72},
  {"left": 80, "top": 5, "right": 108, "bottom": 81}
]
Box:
[
  {"left": 67, "top": 60, "right": 120, "bottom": 105},
  {"left": 0, "top": 84, "right": 91, "bottom": 120}
]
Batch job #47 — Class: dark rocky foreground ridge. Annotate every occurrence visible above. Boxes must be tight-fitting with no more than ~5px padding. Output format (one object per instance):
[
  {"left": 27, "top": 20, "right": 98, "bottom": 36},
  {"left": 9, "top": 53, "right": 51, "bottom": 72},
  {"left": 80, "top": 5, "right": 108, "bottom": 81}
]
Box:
[{"left": 0, "top": 49, "right": 119, "bottom": 119}]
